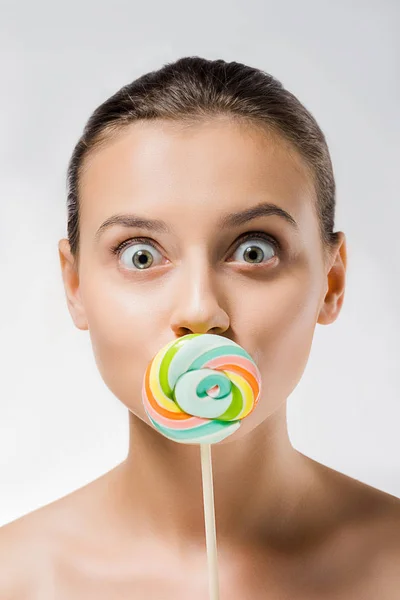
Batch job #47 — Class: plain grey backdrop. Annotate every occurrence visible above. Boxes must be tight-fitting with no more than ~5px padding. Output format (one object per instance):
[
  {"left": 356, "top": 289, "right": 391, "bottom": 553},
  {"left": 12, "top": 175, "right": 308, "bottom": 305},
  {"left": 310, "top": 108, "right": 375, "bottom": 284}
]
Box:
[{"left": 0, "top": 0, "right": 399, "bottom": 526}]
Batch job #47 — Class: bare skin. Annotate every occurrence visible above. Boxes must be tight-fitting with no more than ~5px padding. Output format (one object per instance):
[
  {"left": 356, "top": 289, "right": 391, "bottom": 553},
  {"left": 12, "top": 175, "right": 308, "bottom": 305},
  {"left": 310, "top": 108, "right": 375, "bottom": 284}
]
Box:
[{"left": 1, "top": 117, "right": 399, "bottom": 598}]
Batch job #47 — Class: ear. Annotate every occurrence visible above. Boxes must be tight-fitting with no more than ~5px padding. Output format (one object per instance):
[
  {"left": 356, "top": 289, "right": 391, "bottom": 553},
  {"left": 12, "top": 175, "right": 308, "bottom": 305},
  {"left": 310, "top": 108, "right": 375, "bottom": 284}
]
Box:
[
  {"left": 317, "top": 232, "right": 347, "bottom": 326},
  {"left": 58, "top": 239, "right": 88, "bottom": 331}
]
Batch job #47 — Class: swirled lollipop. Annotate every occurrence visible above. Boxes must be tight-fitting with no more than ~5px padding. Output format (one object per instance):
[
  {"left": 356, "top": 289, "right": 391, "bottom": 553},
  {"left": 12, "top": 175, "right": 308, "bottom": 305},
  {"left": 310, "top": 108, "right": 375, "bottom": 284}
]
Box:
[{"left": 142, "top": 333, "right": 261, "bottom": 444}]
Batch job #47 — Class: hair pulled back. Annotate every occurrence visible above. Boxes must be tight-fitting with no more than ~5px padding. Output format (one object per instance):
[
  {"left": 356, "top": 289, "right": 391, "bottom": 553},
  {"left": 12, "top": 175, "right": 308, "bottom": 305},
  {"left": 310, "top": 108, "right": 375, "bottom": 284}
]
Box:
[{"left": 66, "top": 56, "right": 340, "bottom": 266}]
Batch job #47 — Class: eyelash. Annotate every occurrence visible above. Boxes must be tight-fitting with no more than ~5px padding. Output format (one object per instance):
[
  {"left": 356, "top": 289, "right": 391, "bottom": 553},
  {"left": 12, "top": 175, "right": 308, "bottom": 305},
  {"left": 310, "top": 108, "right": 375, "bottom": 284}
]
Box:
[{"left": 110, "top": 231, "right": 282, "bottom": 264}]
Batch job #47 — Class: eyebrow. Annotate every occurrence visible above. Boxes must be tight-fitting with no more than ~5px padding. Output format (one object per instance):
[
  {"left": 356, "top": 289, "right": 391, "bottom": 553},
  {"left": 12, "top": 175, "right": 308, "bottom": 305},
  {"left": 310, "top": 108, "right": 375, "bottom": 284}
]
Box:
[{"left": 94, "top": 201, "right": 299, "bottom": 243}]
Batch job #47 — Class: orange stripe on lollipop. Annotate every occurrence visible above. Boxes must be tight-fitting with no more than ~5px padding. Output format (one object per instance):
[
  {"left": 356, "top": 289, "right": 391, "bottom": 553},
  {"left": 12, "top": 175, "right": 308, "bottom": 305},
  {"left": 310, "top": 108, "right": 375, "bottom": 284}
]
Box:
[
  {"left": 144, "top": 361, "right": 190, "bottom": 421},
  {"left": 213, "top": 363, "right": 260, "bottom": 410}
]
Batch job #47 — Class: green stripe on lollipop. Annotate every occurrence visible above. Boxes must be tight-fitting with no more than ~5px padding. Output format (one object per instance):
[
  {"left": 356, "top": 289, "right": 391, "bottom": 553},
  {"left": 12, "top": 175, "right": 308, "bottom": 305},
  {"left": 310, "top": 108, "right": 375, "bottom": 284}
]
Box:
[
  {"left": 215, "top": 381, "right": 243, "bottom": 421},
  {"left": 158, "top": 334, "right": 199, "bottom": 397}
]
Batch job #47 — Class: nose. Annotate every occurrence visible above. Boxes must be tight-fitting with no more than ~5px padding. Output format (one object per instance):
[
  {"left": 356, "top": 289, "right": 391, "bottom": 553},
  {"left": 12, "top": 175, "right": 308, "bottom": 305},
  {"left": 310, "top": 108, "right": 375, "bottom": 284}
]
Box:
[{"left": 169, "top": 256, "right": 230, "bottom": 337}]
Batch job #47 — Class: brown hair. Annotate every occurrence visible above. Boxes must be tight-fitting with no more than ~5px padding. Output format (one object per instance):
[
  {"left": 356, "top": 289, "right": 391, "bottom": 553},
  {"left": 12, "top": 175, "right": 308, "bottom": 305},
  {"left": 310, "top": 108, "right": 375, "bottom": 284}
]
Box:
[{"left": 66, "top": 56, "right": 340, "bottom": 266}]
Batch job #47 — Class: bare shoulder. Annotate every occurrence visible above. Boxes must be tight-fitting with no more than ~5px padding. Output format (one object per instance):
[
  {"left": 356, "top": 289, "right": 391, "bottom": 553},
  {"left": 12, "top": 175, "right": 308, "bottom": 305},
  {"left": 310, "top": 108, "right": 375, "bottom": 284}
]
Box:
[
  {"left": 306, "top": 454, "right": 400, "bottom": 530},
  {"left": 304, "top": 455, "right": 400, "bottom": 591},
  {"left": 346, "top": 473, "right": 400, "bottom": 572},
  {"left": 0, "top": 509, "right": 53, "bottom": 599},
  {"left": 0, "top": 466, "right": 120, "bottom": 599},
  {"left": 348, "top": 474, "right": 400, "bottom": 582}
]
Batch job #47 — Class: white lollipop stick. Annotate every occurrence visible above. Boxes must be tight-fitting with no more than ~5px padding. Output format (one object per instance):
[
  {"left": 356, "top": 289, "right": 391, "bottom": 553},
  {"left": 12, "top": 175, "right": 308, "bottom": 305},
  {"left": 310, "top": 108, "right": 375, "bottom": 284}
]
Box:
[{"left": 200, "top": 443, "right": 220, "bottom": 600}]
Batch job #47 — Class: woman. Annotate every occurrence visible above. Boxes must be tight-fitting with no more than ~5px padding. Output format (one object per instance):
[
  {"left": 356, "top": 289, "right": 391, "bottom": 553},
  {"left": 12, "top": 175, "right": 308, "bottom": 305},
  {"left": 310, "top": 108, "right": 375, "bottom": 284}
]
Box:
[{"left": 1, "top": 56, "right": 399, "bottom": 598}]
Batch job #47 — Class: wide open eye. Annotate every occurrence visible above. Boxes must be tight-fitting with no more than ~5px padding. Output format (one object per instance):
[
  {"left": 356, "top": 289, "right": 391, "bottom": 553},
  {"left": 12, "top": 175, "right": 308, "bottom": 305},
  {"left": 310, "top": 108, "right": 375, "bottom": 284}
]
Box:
[
  {"left": 118, "top": 240, "right": 164, "bottom": 270},
  {"left": 111, "top": 231, "right": 281, "bottom": 271},
  {"left": 230, "top": 234, "right": 279, "bottom": 265}
]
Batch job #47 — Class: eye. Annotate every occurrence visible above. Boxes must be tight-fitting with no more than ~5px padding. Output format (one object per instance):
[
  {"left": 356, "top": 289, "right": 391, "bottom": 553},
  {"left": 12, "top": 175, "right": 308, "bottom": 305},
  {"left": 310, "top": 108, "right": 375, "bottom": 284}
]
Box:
[
  {"left": 230, "top": 232, "right": 280, "bottom": 265},
  {"left": 111, "top": 237, "right": 164, "bottom": 270},
  {"left": 111, "top": 231, "right": 281, "bottom": 271}
]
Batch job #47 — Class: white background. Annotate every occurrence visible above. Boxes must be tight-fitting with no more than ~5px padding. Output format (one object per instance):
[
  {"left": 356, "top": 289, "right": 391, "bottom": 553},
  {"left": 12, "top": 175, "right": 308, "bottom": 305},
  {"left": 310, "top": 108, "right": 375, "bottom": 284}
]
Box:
[{"left": 0, "top": 0, "right": 399, "bottom": 526}]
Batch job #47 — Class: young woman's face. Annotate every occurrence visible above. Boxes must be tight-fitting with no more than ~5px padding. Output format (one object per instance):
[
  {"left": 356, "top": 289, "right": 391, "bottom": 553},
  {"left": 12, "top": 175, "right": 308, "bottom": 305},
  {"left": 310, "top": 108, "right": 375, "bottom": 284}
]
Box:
[{"left": 60, "top": 118, "right": 343, "bottom": 442}]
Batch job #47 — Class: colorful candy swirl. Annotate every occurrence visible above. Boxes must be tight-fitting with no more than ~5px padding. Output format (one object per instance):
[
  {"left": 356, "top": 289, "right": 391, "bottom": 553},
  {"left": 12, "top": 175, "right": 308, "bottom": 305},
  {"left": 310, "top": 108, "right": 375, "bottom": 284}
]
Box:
[{"left": 142, "top": 333, "right": 261, "bottom": 444}]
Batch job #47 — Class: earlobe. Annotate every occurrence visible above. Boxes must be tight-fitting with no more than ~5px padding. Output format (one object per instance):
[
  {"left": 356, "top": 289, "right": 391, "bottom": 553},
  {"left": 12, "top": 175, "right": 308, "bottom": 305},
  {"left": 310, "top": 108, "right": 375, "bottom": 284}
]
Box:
[
  {"left": 58, "top": 239, "right": 88, "bottom": 331},
  {"left": 317, "top": 232, "right": 347, "bottom": 326}
]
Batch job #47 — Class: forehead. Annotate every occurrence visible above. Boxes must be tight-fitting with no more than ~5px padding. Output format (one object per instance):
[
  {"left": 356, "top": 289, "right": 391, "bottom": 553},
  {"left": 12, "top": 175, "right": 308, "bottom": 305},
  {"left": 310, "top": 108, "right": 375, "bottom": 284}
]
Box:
[{"left": 78, "top": 118, "right": 316, "bottom": 237}]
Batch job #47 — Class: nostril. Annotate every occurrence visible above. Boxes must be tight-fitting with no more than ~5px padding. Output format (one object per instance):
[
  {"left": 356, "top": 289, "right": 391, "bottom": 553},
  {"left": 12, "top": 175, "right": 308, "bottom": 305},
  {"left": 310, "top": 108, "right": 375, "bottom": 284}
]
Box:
[
  {"left": 176, "top": 327, "right": 192, "bottom": 337},
  {"left": 209, "top": 327, "right": 222, "bottom": 335}
]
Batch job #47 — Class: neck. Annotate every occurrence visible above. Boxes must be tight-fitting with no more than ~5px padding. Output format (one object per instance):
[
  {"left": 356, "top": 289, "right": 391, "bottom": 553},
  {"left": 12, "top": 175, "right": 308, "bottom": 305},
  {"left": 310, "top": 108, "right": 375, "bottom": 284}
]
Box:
[{"left": 106, "top": 403, "right": 318, "bottom": 552}]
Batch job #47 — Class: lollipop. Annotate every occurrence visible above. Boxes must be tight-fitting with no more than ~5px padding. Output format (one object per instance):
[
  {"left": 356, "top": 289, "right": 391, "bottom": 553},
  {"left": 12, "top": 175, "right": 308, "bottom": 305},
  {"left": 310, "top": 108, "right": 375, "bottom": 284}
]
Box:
[
  {"left": 141, "top": 333, "right": 262, "bottom": 600},
  {"left": 142, "top": 333, "right": 261, "bottom": 444}
]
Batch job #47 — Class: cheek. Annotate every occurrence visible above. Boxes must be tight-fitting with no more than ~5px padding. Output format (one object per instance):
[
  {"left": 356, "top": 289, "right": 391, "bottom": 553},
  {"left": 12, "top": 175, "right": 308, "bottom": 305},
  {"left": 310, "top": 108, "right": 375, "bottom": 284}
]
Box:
[
  {"left": 79, "top": 269, "right": 169, "bottom": 418},
  {"left": 248, "top": 265, "right": 323, "bottom": 418}
]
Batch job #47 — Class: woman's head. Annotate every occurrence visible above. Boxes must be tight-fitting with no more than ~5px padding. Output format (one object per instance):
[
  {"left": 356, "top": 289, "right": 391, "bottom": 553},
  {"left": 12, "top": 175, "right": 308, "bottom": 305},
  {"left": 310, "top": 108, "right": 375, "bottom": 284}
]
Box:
[{"left": 59, "top": 56, "right": 346, "bottom": 442}]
